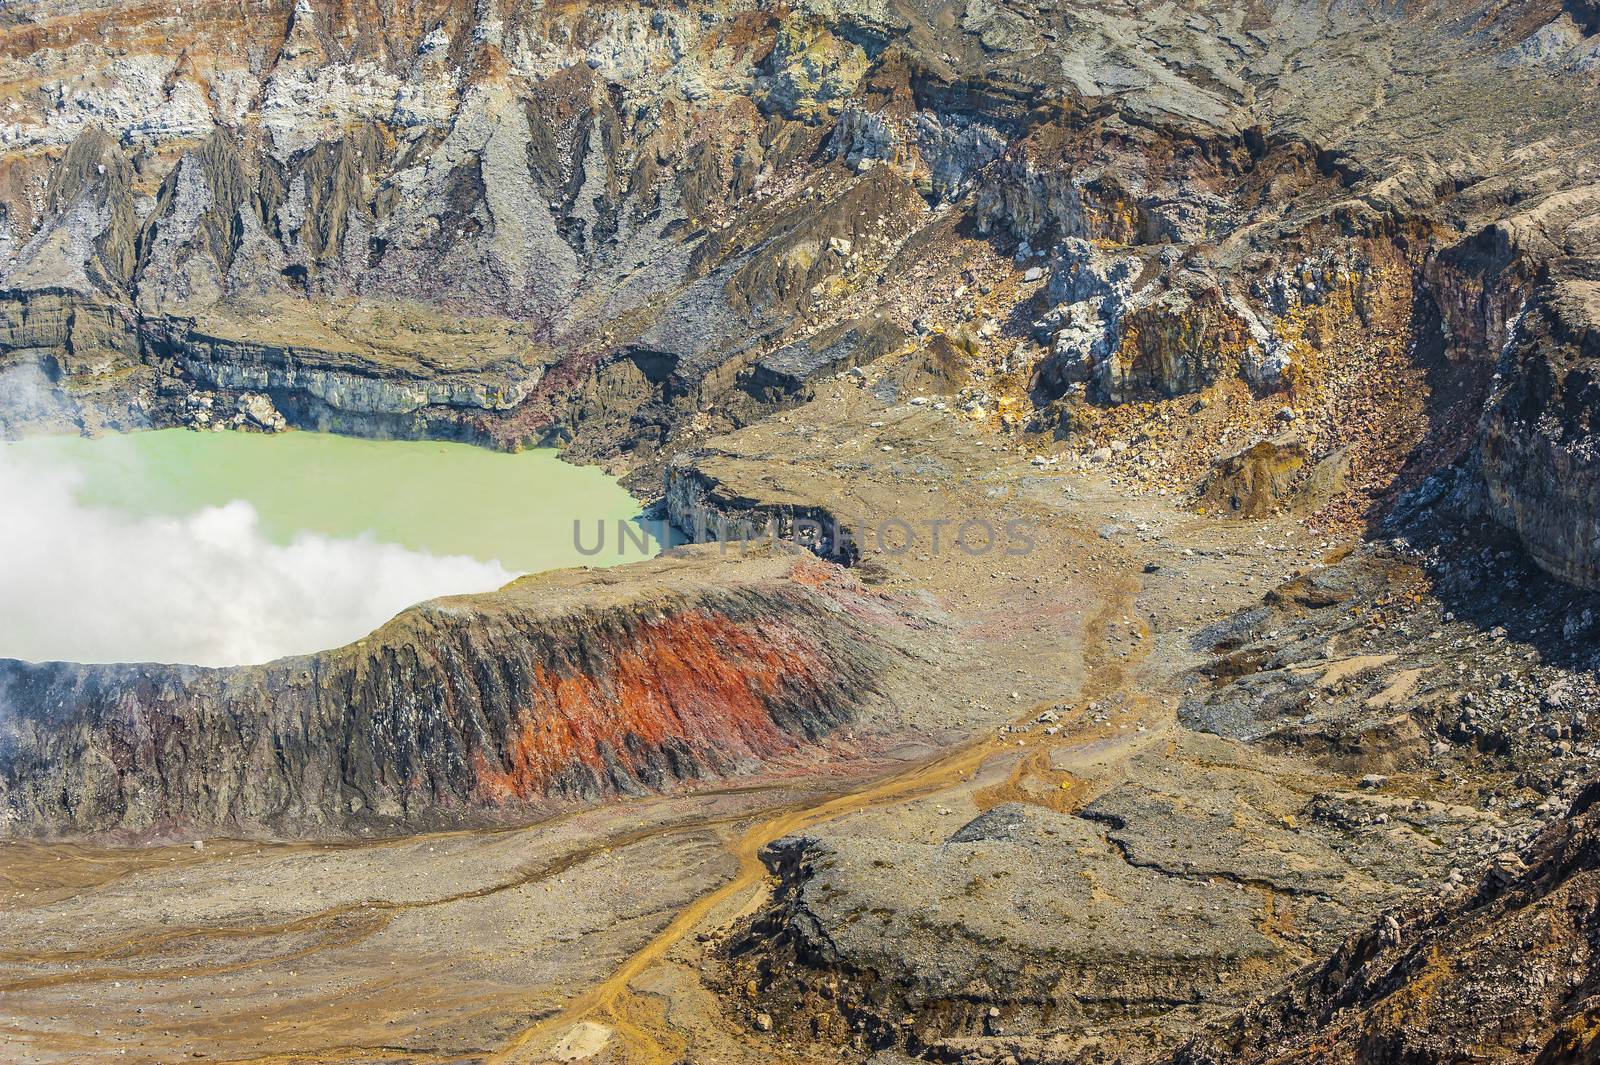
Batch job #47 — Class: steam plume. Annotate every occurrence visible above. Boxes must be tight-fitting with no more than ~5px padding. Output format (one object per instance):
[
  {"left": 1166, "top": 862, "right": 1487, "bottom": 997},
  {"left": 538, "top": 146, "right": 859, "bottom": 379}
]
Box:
[{"left": 0, "top": 447, "right": 516, "bottom": 666}]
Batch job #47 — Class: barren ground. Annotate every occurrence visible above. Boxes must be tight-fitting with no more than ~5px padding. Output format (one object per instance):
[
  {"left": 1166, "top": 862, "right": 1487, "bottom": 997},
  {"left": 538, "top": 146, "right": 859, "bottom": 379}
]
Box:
[{"left": 1, "top": 383, "right": 1334, "bottom": 1064}]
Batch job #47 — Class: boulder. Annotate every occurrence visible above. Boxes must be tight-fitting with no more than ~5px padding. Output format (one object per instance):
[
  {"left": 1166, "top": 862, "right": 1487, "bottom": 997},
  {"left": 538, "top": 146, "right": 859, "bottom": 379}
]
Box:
[{"left": 1198, "top": 435, "right": 1311, "bottom": 517}]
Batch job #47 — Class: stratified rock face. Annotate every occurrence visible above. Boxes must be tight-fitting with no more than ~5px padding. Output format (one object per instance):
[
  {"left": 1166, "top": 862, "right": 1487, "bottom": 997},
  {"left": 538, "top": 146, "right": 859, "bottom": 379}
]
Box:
[
  {"left": 665, "top": 452, "right": 859, "bottom": 564},
  {"left": 0, "top": 0, "right": 1592, "bottom": 570},
  {"left": 0, "top": 547, "right": 912, "bottom": 837},
  {"left": 1481, "top": 282, "right": 1600, "bottom": 589},
  {"left": 720, "top": 739, "right": 1470, "bottom": 1062},
  {"left": 737, "top": 808, "right": 1288, "bottom": 1044},
  {"left": 1171, "top": 778, "right": 1600, "bottom": 1065},
  {"left": 740, "top": 313, "right": 904, "bottom": 408}
]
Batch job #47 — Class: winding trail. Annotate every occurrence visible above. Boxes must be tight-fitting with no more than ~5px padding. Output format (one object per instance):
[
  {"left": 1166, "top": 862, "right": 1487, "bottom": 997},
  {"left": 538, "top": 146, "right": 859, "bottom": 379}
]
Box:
[
  {"left": 491, "top": 736, "right": 1003, "bottom": 1064},
  {"left": 488, "top": 573, "right": 1151, "bottom": 1065}
]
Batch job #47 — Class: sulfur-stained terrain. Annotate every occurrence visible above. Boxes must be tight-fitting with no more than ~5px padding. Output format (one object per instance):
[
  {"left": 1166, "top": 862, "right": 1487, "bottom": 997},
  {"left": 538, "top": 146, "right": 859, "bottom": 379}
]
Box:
[{"left": 2, "top": 0, "right": 1600, "bottom": 1063}]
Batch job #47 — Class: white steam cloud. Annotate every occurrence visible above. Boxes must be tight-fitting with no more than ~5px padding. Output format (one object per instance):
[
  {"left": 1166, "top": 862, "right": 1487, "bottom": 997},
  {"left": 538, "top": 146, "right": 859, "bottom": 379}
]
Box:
[{"left": 0, "top": 448, "right": 517, "bottom": 667}]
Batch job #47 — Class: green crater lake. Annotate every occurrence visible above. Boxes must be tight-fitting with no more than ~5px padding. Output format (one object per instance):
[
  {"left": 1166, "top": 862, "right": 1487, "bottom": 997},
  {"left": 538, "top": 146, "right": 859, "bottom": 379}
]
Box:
[{"left": 0, "top": 429, "right": 673, "bottom": 666}]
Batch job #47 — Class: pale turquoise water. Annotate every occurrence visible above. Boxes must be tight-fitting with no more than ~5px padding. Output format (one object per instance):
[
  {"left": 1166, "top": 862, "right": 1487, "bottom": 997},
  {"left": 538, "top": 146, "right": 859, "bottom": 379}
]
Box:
[
  {"left": 8, "top": 429, "right": 665, "bottom": 573},
  {"left": 0, "top": 429, "right": 672, "bottom": 665}
]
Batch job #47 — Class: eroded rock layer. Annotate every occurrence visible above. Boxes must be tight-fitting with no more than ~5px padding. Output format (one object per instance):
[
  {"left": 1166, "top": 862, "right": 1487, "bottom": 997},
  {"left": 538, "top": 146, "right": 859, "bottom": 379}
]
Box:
[
  {"left": 1, "top": 1, "right": 1600, "bottom": 1059},
  {"left": 0, "top": 0, "right": 1595, "bottom": 583},
  {"left": 1482, "top": 282, "right": 1600, "bottom": 589},
  {"left": 0, "top": 546, "right": 918, "bottom": 837},
  {"left": 1172, "top": 779, "right": 1600, "bottom": 1065}
]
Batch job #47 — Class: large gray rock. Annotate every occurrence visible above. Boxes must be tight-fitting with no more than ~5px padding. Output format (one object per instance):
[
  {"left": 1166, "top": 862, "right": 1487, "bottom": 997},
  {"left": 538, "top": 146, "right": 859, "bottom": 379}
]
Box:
[{"left": 1481, "top": 281, "right": 1600, "bottom": 589}]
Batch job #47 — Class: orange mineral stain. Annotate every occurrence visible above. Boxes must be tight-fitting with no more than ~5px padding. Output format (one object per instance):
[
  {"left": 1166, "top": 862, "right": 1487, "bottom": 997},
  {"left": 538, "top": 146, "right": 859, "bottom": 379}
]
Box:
[{"left": 472, "top": 609, "right": 839, "bottom": 802}]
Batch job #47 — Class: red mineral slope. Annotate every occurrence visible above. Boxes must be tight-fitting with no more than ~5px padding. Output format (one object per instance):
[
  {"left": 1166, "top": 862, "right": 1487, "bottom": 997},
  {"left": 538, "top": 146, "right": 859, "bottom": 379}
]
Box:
[
  {"left": 473, "top": 609, "right": 852, "bottom": 803},
  {"left": 0, "top": 546, "right": 922, "bottom": 838}
]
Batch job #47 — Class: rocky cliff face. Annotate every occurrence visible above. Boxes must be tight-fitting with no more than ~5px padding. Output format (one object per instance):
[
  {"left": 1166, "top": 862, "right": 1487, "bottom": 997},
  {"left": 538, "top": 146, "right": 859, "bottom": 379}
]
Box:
[
  {"left": 1482, "top": 282, "right": 1600, "bottom": 589},
  {"left": 2, "top": 4, "right": 1600, "bottom": 1054},
  {"left": 665, "top": 451, "right": 860, "bottom": 564},
  {"left": 0, "top": 546, "right": 919, "bottom": 837},
  {"left": 1172, "top": 777, "right": 1600, "bottom": 1065},
  {"left": 0, "top": 0, "right": 1596, "bottom": 587}
]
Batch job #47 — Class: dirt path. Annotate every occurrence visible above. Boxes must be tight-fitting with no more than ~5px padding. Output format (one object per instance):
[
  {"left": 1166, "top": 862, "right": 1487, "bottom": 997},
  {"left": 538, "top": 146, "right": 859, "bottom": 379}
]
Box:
[
  {"left": 1, "top": 406, "right": 1318, "bottom": 1065},
  {"left": 491, "top": 571, "right": 1154, "bottom": 1065},
  {"left": 491, "top": 732, "right": 1009, "bottom": 1064}
]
